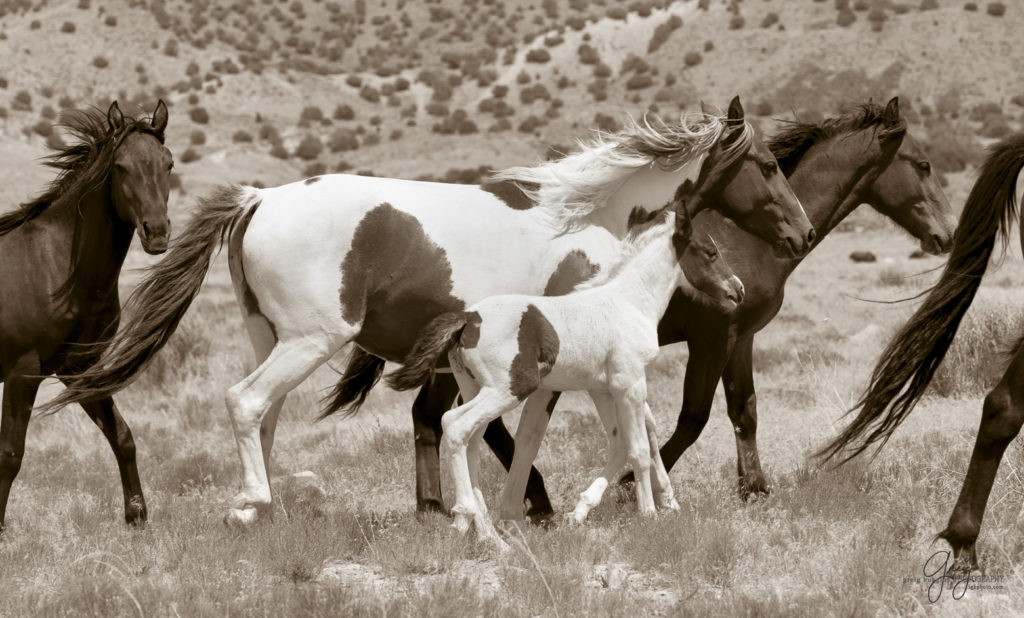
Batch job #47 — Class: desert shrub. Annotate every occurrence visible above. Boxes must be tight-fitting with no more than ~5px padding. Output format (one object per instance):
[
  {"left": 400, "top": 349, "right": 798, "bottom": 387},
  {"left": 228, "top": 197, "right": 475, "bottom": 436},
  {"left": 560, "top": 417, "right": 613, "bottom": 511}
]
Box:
[
  {"left": 492, "top": 84, "right": 509, "bottom": 98},
  {"left": 557, "top": 75, "right": 571, "bottom": 89},
  {"left": 593, "top": 63, "right": 612, "bottom": 78},
  {"left": 93, "top": 56, "right": 109, "bottom": 69},
  {"left": 394, "top": 77, "right": 410, "bottom": 91},
  {"left": 232, "top": 130, "right": 253, "bottom": 143},
  {"left": 360, "top": 85, "right": 380, "bottom": 103},
  {"left": 258, "top": 124, "right": 280, "bottom": 142},
  {"left": 594, "top": 112, "right": 620, "bottom": 132},
  {"left": 754, "top": 101, "right": 774, "bottom": 116},
  {"left": 328, "top": 128, "right": 359, "bottom": 152},
  {"left": 587, "top": 79, "right": 608, "bottom": 102},
  {"left": 31, "top": 120, "right": 52, "bottom": 137},
  {"left": 924, "top": 124, "right": 982, "bottom": 172},
  {"left": 761, "top": 12, "right": 779, "bottom": 28},
  {"left": 621, "top": 55, "right": 650, "bottom": 74},
  {"left": 525, "top": 49, "right": 551, "bottom": 63},
  {"left": 0, "top": 78, "right": 7, "bottom": 90},
  {"left": 626, "top": 74, "right": 654, "bottom": 90},
  {"left": 980, "top": 113, "right": 1011, "bottom": 138},
  {"left": 963, "top": 2, "right": 977, "bottom": 10},
  {"left": 164, "top": 38, "right": 178, "bottom": 57},
  {"left": 837, "top": 8, "right": 857, "bottom": 26},
  {"left": 515, "top": 71, "right": 531, "bottom": 85},
  {"left": 544, "top": 35, "right": 564, "bottom": 48},
  {"left": 426, "top": 102, "right": 450, "bottom": 117},
  {"left": 189, "top": 107, "right": 209, "bottom": 124},
  {"left": 46, "top": 132, "right": 65, "bottom": 150},
  {"left": 987, "top": 2, "right": 1006, "bottom": 16},
  {"left": 606, "top": 6, "right": 627, "bottom": 20},
  {"left": 0, "top": 107, "right": 7, "bottom": 119},
  {"left": 920, "top": 0, "right": 939, "bottom": 9},
  {"left": 1011, "top": 95, "right": 1024, "bottom": 108},
  {"left": 190, "top": 129, "right": 206, "bottom": 145},
  {"left": 180, "top": 148, "right": 200, "bottom": 163},
  {"left": 304, "top": 162, "right": 327, "bottom": 177},
  {"left": 333, "top": 104, "right": 355, "bottom": 120},
  {"left": 648, "top": 14, "right": 682, "bottom": 53},
  {"left": 520, "top": 83, "right": 551, "bottom": 104},
  {"left": 105, "top": 15, "right": 117, "bottom": 26},
  {"left": 346, "top": 74, "right": 362, "bottom": 88},
  {"left": 729, "top": 16, "right": 745, "bottom": 29},
  {"left": 868, "top": 7, "right": 887, "bottom": 30},
  {"left": 295, "top": 135, "right": 323, "bottom": 160},
  {"left": 684, "top": 51, "right": 702, "bottom": 67},
  {"left": 30, "top": 20, "right": 40, "bottom": 29},
  {"left": 389, "top": 129, "right": 403, "bottom": 140},
  {"left": 60, "top": 21, "right": 76, "bottom": 33},
  {"left": 187, "top": 92, "right": 199, "bottom": 105},
  {"left": 12, "top": 90, "right": 31, "bottom": 111},
  {"left": 300, "top": 105, "right": 325, "bottom": 123},
  {"left": 270, "top": 142, "right": 289, "bottom": 159},
  {"left": 489, "top": 117, "right": 513, "bottom": 132},
  {"left": 40, "top": 105, "right": 56, "bottom": 120},
  {"left": 578, "top": 43, "right": 600, "bottom": 65},
  {"left": 518, "top": 115, "right": 546, "bottom": 133},
  {"left": 566, "top": 15, "right": 586, "bottom": 30}
]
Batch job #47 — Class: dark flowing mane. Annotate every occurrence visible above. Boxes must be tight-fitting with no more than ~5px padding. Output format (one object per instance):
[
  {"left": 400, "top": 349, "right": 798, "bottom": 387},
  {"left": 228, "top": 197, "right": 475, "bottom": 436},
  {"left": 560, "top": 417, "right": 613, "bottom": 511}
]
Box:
[
  {"left": 768, "top": 102, "right": 903, "bottom": 176},
  {"left": 0, "top": 106, "right": 165, "bottom": 235}
]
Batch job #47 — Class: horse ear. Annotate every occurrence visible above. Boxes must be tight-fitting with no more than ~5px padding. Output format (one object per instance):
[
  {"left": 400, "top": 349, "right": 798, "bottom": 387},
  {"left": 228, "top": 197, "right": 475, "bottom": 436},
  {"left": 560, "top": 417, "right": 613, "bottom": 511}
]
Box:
[
  {"left": 151, "top": 99, "right": 169, "bottom": 133},
  {"left": 107, "top": 101, "right": 124, "bottom": 132},
  {"left": 883, "top": 96, "right": 900, "bottom": 126},
  {"left": 727, "top": 96, "right": 744, "bottom": 122}
]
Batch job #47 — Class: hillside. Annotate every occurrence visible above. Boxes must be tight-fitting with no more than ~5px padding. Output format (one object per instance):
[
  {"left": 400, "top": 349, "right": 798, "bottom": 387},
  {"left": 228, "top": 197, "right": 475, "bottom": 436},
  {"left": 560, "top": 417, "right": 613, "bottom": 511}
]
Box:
[{"left": 0, "top": 0, "right": 1020, "bottom": 200}]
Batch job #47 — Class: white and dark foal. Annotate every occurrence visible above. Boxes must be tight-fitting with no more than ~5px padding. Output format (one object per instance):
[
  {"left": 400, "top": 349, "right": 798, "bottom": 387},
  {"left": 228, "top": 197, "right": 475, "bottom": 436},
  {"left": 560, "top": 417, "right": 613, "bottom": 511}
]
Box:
[{"left": 390, "top": 175, "right": 741, "bottom": 549}]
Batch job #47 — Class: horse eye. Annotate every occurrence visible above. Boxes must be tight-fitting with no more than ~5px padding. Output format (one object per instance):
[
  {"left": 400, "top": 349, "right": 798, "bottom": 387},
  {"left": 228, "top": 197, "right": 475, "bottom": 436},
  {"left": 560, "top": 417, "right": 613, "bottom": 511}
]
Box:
[
  {"left": 761, "top": 161, "right": 777, "bottom": 176},
  {"left": 917, "top": 161, "right": 931, "bottom": 174},
  {"left": 168, "top": 161, "right": 174, "bottom": 171}
]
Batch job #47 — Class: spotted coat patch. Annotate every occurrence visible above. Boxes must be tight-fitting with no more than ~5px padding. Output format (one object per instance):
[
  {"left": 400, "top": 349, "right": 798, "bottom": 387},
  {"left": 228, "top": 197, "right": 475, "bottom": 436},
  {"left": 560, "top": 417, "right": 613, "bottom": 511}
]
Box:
[
  {"left": 235, "top": 201, "right": 278, "bottom": 339},
  {"left": 509, "top": 304, "right": 559, "bottom": 400},
  {"left": 544, "top": 250, "right": 600, "bottom": 296},
  {"left": 304, "top": 176, "right": 322, "bottom": 185},
  {"left": 340, "top": 202, "right": 465, "bottom": 361},
  {"left": 480, "top": 179, "right": 538, "bottom": 210}
]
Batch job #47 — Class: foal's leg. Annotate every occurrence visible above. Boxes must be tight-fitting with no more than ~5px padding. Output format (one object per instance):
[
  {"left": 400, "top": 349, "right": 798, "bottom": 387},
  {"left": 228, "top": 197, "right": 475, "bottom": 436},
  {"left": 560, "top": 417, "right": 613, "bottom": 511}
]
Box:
[
  {"left": 643, "top": 403, "right": 678, "bottom": 512},
  {"left": 721, "top": 335, "right": 770, "bottom": 498},
  {"left": 938, "top": 344, "right": 1024, "bottom": 571},
  {"left": 498, "top": 389, "right": 556, "bottom": 521},
  {"left": 411, "top": 374, "right": 459, "bottom": 515},
  {"left": 224, "top": 333, "right": 344, "bottom": 526},
  {"left": 0, "top": 354, "right": 43, "bottom": 532},
  {"left": 570, "top": 390, "right": 628, "bottom": 524},
  {"left": 613, "top": 381, "right": 656, "bottom": 515},
  {"left": 78, "top": 397, "right": 147, "bottom": 525}
]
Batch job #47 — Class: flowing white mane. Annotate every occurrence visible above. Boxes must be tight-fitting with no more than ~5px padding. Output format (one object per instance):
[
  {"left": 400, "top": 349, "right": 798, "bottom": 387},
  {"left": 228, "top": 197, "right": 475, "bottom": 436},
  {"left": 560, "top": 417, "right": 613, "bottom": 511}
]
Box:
[{"left": 490, "top": 112, "right": 753, "bottom": 230}]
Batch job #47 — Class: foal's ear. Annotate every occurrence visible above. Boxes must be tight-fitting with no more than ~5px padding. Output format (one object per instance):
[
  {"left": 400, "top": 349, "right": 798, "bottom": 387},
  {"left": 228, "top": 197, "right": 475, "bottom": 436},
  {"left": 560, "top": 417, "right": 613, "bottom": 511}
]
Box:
[
  {"left": 727, "top": 96, "right": 744, "bottom": 122},
  {"left": 107, "top": 101, "right": 124, "bottom": 132},
  {"left": 883, "top": 97, "right": 900, "bottom": 126},
  {"left": 151, "top": 99, "right": 169, "bottom": 134}
]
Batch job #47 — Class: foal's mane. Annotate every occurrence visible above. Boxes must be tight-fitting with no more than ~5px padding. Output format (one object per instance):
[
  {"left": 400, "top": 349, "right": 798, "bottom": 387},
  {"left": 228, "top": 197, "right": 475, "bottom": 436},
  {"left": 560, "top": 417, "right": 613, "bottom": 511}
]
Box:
[
  {"left": 768, "top": 102, "right": 905, "bottom": 176},
  {"left": 491, "top": 112, "right": 753, "bottom": 230},
  {"left": 0, "top": 106, "right": 165, "bottom": 235}
]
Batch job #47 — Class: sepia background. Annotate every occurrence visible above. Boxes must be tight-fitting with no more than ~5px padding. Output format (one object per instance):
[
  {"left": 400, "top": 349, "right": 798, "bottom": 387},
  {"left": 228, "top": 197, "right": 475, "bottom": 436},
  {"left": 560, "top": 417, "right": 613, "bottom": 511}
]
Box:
[{"left": 1, "top": 0, "right": 1024, "bottom": 614}]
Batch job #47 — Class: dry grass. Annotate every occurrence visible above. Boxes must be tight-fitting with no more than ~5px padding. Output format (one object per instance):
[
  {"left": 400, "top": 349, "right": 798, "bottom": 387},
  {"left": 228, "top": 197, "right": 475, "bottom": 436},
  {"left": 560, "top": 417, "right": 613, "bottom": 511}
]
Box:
[{"left": 2, "top": 219, "right": 1024, "bottom": 615}]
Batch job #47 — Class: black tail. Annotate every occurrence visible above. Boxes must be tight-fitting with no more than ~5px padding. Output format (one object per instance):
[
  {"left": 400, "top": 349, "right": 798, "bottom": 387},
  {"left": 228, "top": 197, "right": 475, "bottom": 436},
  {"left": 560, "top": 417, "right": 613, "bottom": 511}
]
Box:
[
  {"left": 318, "top": 348, "right": 386, "bottom": 419},
  {"left": 385, "top": 312, "right": 469, "bottom": 392},
  {"left": 40, "top": 185, "right": 260, "bottom": 413},
  {"left": 817, "top": 134, "right": 1024, "bottom": 464}
]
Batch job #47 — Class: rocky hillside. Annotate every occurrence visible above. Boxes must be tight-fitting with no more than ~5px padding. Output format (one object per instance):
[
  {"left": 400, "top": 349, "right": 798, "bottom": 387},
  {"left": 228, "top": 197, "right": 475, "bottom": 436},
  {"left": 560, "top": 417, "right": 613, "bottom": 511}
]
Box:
[{"left": 0, "top": 0, "right": 1019, "bottom": 197}]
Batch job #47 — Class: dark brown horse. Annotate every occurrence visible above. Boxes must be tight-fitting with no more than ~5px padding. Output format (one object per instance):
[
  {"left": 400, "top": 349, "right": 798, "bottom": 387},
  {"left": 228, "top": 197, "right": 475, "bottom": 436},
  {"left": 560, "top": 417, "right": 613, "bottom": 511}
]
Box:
[
  {"left": 818, "top": 133, "right": 1024, "bottom": 570},
  {"left": 0, "top": 101, "right": 172, "bottom": 532},
  {"left": 399, "top": 98, "right": 955, "bottom": 519}
]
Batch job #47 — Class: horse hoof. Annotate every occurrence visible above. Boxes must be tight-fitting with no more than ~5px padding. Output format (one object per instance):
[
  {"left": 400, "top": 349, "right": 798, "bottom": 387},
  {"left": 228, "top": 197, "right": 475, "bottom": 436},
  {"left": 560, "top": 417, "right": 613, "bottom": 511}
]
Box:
[
  {"left": 739, "top": 479, "right": 771, "bottom": 501},
  {"left": 224, "top": 507, "right": 260, "bottom": 527},
  {"left": 418, "top": 499, "right": 451, "bottom": 517},
  {"left": 451, "top": 513, "right": 472, "bottom": 535},
  {"left": 125, "top": 496, "right": 148, "bottom": 526},
  {"left": 528, "top": 511, "right": 558, "bottom": 530}
]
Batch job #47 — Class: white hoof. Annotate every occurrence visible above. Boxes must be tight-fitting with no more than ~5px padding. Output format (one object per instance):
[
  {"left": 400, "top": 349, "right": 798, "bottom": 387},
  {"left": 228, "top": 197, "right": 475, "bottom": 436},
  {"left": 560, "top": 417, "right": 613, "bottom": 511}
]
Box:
[{"left": 224, "top": 506, "right": 259, "bottom": 527}]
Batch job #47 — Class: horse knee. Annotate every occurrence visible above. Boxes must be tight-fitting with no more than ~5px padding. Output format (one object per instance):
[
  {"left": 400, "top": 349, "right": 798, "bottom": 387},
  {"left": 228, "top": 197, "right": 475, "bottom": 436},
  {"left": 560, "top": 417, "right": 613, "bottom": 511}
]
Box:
[
  {"left": 225, "top": 386, "right": 264, "bottom": 432},
  {"left": 0, "top": 449, "right": 23, "bottom": 478},
  {"left": 979, "top": 385, "right": 1024, "bottom": 446}
]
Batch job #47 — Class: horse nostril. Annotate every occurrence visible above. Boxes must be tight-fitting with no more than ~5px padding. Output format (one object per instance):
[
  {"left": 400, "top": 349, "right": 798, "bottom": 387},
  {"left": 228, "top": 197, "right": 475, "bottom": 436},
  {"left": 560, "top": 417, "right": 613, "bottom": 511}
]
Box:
[
  {"left": 142, "top": 222, "right": 152, "bottom": 237},
  {"left": 807, "top": 228, "right": 817, "bottom": 244}
]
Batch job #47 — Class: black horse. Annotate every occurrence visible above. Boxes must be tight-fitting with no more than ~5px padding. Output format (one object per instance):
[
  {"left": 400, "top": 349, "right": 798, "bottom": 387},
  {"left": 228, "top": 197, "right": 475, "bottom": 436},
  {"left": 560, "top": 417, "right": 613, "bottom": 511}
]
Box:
[
  {"left": 819, "top": 133, "right": 1024, "bottom": 571},
  {"left": 0, "top": 101, "right": 172, "bottom": 532}
]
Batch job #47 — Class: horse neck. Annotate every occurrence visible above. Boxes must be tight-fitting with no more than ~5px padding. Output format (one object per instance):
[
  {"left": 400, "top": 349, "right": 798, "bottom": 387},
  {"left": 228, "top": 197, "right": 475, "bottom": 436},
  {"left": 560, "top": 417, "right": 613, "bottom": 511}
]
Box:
[
  {"left": 592, "top": 162, "right": 698, "bottom": 237},
  {"left": 52, "top": 181, "right": 135, "bottom": 309},
  {"left": 601, "top": 223, "right": 680, "bottom": 324},
  {"left": 784, "top": 131, "right": 880, "bottom": 253}
]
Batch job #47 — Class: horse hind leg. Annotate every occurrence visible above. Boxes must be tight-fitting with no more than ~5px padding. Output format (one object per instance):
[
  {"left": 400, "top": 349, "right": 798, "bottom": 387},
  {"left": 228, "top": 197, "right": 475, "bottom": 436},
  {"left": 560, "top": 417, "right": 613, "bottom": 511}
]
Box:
[
  {"left": 411, "top": 374, "right": 459, "bottom": 516},
  {"left": 78, "top": 396, "right": 147, "bottom": 525},
  {"left": 224, "top": 332, "right": 347, "bottom": 526},
  {"left": 643, "top": 403, "right": 679, "bottom": 512},
  {"left": 938, "top": 344, "right": 1024, "bottom": 571},
  {"left": 0, "top": 354, "right": 44, "bottom": 532}
]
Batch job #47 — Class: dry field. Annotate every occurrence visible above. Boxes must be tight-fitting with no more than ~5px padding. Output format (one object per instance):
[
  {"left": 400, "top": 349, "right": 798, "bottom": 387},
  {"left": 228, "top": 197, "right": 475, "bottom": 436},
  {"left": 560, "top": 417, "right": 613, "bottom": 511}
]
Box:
[{"left": 1, "top": 162, "right": 1024, "bottom": 616}]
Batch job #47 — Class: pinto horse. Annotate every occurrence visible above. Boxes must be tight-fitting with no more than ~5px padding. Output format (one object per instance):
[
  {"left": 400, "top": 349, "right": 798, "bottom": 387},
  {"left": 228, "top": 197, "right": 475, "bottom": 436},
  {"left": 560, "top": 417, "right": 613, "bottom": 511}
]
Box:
[
  {"left": 46, "top": 97, "right": 812, "bottom": 525},
  {"left": 389, "top": 174, "right": 742, "bottom": 549},
  {"left": 818, "top": 133, "right": 1024, "bottom": 570},
  {"left": 0, "top": 101, "right": 172, "bottom": 531}
]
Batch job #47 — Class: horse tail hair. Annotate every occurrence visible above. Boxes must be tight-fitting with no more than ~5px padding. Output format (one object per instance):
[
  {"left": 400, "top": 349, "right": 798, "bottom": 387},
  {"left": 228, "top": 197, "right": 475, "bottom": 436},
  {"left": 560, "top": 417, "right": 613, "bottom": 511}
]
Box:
[
  {"left": 386, "top": 312, "right": 469, "bottom": 392},
  {"left": 816, "top": 134, "right": 1024, "bottom": 465},
  {"left": 40, "top": 185, "right": 262, "bottom": 413},
  {"left": 317, "top": 348, "right": 386, "bottom": 420}
]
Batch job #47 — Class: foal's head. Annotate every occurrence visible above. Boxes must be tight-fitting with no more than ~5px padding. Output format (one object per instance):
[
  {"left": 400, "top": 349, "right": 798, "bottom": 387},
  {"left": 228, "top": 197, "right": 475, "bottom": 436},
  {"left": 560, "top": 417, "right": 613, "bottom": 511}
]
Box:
[
  {"left": 696, "top": 96, "right": 814, "bottom": 259},
  {"left": 672, "top": 179, "right": 744, "bottom": 311},
  {"left": 106, "top": 100, "right": 174, "bottom": 254}
]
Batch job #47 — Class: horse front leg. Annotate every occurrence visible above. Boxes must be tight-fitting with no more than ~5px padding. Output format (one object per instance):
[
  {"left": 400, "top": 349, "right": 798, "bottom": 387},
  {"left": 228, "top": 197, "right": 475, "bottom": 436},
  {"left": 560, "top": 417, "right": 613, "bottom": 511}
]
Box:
[
  {"left": 78, "top": 396, "right": 147, "bottom": 525},
  {"left": 938, "top": 345, "right": 1024, "bottom": 571},
  {"left": 411, "top": 374, "right": 459, "bottom": 515},
  {"left": 0, "top": 354, "right": 44, "bottom": 532},
  {"left": 722, "top": 335, "right": 770, "bottom": 499}
]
